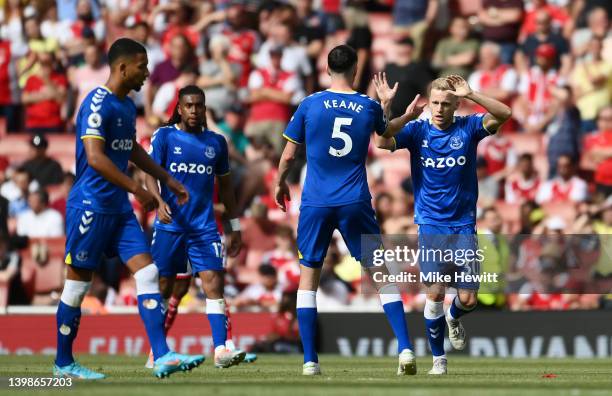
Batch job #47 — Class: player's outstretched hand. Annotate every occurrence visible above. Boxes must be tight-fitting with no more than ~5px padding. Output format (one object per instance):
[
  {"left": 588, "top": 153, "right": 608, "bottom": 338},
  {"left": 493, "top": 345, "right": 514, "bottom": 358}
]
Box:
[
  {"left": 275, "top": 182, "right": 291, "bottom": 212},
  {"left": 135, "top": 186, "right": 159, "bottom": 212},
  {"left": 167, "top": 178, "right": 189, "bottom": 205},
  {"left": 444, "top": 74, "right": 473, "bottom": 98},
  {"left": 226, "top": 231, "right": 242, "bottom": 257},
  {"left": 404, "top": 94, "right": 426, "bottom": 120},
  {"left": 373, "top": 72, "right": 398, "bottom": 104},
  {"left": 157, "top": 200, "right": 172, "bottom": 224}
]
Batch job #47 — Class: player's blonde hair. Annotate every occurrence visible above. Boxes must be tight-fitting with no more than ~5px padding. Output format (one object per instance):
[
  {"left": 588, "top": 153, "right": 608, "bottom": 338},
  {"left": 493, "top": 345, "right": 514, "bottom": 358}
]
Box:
[{"left": 428, "top": 77, "right": 453, "bottom": 95}]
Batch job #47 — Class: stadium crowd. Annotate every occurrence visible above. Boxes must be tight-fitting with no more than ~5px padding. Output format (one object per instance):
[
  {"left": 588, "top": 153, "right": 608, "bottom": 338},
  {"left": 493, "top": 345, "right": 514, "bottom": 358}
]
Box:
[{"left": 0, "top": 0, "right": 611, "bottom": 314}]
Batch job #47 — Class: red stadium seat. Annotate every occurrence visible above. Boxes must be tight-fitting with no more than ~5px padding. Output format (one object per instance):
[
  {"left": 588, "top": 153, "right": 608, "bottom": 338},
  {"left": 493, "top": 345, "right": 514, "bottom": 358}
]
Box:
[
  {"left": 541, "top": 202, "right": 578, "bottom": 226},
  {"left": 21, "top": 238, "right": 66, "bottom": 295},
  {"left": 494, "top": 201, "right": 521, "bottom": 233}
]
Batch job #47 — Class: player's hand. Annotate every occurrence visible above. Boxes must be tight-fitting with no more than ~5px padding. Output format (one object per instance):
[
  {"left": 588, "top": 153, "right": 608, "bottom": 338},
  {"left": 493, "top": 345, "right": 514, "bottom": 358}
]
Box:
[
  {"left": 134, "top": 186, "right": 159, "bottom": 212},
  {"left": 274, "top": 181, "right": 291, "bottom": 212},
  {"left": 226, "top": 231, "right": 242, "bottom": 257},
  {"left": 167, "top": 177, "right": 189, "bottom": 205},
  {"left": 444, "top": 74, "right": 473, "bottom": 98},
  {"left": 404, "top": 94, "right": 426, "bottom": 120},
  {"left": 157, "top": 200, "right": 172, "bottom": 224},
  {"left": 373, "top": 72, "right": 398, "bottom": 105}
]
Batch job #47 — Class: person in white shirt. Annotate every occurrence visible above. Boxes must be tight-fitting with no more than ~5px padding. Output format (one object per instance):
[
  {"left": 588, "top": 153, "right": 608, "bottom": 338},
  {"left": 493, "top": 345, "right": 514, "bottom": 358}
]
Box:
[
  {"left": 16, "top": 189, "right": 63, "bottom": 238},
  {"left": 536, "top": 155, "right": 588, "bottom": 204}
]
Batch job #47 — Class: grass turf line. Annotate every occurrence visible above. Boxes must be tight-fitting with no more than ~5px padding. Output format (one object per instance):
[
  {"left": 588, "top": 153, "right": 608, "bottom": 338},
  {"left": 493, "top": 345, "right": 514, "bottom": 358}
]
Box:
[{"left": 0, "top": 355, "right": 611, "bottom": 396}]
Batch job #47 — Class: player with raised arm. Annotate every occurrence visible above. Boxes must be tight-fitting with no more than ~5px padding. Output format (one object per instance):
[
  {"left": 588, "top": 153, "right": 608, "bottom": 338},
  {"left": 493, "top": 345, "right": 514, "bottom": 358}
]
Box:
[
  {"left": 144, "top": 85, "right": 246, "bottom": 368},
  {"left": 274, "top": 45, "right": 423, "bottom": 376},
  {"left": 54, "top": 38, "right": 205, "bottom": 380},
  {"left": 375, "top": 75, "right": 512, "bottom": 375}
]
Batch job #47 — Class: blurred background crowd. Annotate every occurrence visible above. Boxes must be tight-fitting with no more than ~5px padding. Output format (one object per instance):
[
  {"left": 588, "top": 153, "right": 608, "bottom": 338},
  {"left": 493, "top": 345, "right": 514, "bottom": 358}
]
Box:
[{"left": 0, "top": 0, "right": 611, "bottom": 317}]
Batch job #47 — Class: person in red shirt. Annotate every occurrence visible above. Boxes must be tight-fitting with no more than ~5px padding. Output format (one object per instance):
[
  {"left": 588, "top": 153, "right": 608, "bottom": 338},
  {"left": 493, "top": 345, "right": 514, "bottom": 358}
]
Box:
[
  {"left": 513, "top": 43, "right": 563, "bottom": 133},
  {"left": 505, "top": 153, "right": 541, "bottom": 204},
  {"left": 519, "top": 0, "right": 570, "bottom": 41},
  {"left": 536, "top": 155, "right": 588, "bottom": 204},
  {"left": 21, "top": 51, "right": 67, "bottom": 133},
  {"left": 245, "top": 45, "right": 305, "bottom": 155},
  {"left": 583, "top": 105, "right": 612, "bottom": 197}
]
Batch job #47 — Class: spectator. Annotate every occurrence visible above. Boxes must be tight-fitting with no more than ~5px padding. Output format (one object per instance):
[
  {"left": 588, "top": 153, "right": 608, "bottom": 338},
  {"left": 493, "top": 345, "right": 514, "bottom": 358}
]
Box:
[
  {"left": 505, "top": 153, "right": 541, "bottom": 204},
  {"left": 478, "top": 0, "right": 524, "bottom": 64},
  {"left": 520, "top": 0, "right": 570, "bottom": 41},
  {"left": 294, "top": 0, "right": 326, "bottom": 89},
  {"left": 367, "top": 37, "right": 433, "bottom": 118},
  {"left": 213, "top": 3, "right": 259, "bottom": 94},
  {"left": 145, "top": 34, "right": 196, "bottom": 124},
  {"left": 374, "top": 192, "right": 394, "bottom": 229},
  {"left": 21, "top": 51, "right": 67, "bottom": 134},
  {"left": 0, "top": 37, "right": 20, "bottom": 132},
  {"left": 468, "top": 42, "right": 519, "bottom": 115},
  {"left": 246, "top": 45, "right": 305, "bottom": 155},
  {"left": 518, "top": 9, "right": 570, "bottom": 73},
  {"left": 40, "top": 4, "right": 73, "bottom": 46},
  {"left": 570, "top": 37, "right": 612, "bottom": 132},
  {"left": 215, "top": 104, "right": 249, "bottom": 157},
  {"left": 343, "top": 4, "right": 372, "bottom": 93},
  {"left": 152, "top": 66, "right": 198, "bottom": 124},
  {"left": 513, "top": 43, "right": 563, "bottom": 133},
  {"left": 0, "top": 167, "right": 36, "bottom": 217},
  {"left": 571, "top": 7, "right": 610, "bottom": 60},
  {"left": 21, "top": 134, "right": 64, "bottom": 187},
  {"left": 198, "top": 34, "right": 240, "bottom": 120},
  {"left": 63, "top": 0, "right": 105, "bottom": 65},
  {"left": 50, "top": 172, "right": 75, "bottom": 217},
  {"left": 477, "top": 207, "right": 510, "bottom": 308},
  {"left": 583, "top": 105, "right": 612, "bottom": 197},
  {"left": 432, "top": 17, "right": 479, "bottom": 79},
  {"left": 67, "top": 43, "right": 109, "bottom": 127},
  {"left": 57, "top": 0, "right": 101, "bottom": 23},
  {"left": 16, "top": 189, "right": 63, "bottom": 238},
  {"left": 255, "top": 22, "right": 312, "bottom": 93},
  {"left": 236, "top": 202, "right": 278, "bottom": 268},
  {"left": 477, "top": 157, "right": 501, "bottom": 206},
  {"left": 392, "top": 0, "right": 438, "bottom": 61},
  {"left": 536, "top": 155, "right": 588, "bottom": 203},
  {"left": 0, "top": 235, "right": 28, "bottom": 305},
  {"left": 233, "top": 264, "right": 283, "bottom": 311},
  {"left": 545, "top": 86, "right": 582, "bottom": 176},
  {"left": 0, "top": 0, "right": 28, "bottom": 59},
  {"left": 262, "top": 225, "right": 299, "bottom": 291}
]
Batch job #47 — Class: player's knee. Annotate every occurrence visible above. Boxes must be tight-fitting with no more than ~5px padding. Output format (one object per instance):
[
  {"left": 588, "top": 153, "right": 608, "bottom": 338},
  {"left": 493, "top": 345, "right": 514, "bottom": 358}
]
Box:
[
  {"left": 134, "top": 264, "right": 160, "bottom": 295},
  {"left": 459, "top": 293, "right": 478, "bottom": 310},
  {"left": 60, "top": 279, "right": 91, "bottom": 307}
]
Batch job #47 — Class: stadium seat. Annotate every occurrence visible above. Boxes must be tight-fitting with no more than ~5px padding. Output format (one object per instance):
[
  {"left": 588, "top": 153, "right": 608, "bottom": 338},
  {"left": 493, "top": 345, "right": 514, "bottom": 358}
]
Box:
[
  {"left": 541, "top": 202, "right": 578, "bottom": 226},
  {"left": 509, "top": 133, "right": 544, "bottom": 155},
  {"left": 22, "top": 238, "right": 66, "bottom": 295},
  {"left": 368, "top": 13, "right": 393, "bottom": 37}
]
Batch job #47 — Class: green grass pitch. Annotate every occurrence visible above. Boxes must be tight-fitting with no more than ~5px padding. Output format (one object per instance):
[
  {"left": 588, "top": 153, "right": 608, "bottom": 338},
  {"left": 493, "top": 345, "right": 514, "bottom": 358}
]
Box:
[{"left": 1, "top": 355, "right": 611, "bottom": 396}]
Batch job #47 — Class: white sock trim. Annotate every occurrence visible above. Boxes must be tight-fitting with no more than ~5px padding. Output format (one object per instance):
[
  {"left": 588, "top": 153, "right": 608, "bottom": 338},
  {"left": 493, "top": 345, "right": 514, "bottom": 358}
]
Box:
[
  {"left": 424, "top": 299, "right": 445, "bottom": 320},
  {"left": 378, "top": 283, "right": 402, "bottom": 306},
  {"left": 206, "top": 298, "right": 225, "bottom": 315},
  {"left": 433, "top": 354, "right": 447, "bottom": 361},
  {"left": 134, "top": 264, "right": 160, "bottom": 296},
  {"left": 296, "top": 290, "right": 317, "bottom": 309},
  {"left": 60, "top": 279, "right": 91, "bottom": 307}
]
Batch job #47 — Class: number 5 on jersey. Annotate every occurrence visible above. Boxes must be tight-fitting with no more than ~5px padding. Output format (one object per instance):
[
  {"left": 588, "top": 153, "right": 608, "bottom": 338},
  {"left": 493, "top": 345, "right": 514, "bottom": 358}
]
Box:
[{"left": 329, "top": 117, "right": 353, "bottom": 157}]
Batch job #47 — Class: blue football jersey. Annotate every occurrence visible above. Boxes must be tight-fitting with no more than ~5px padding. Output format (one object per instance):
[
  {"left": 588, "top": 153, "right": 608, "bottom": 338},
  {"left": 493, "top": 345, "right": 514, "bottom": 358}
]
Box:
[
  {"left": 283, "top": 90, "right": 387, "bottom": 207},
  {"left": 394, "top": 114, "right": 492, "bottom": 226},
  {"left": 148, "top": 124, "right": 229, "bottom": 234},
  {"left": 68, "top": 86, "right": 137, "bottom": 214}
]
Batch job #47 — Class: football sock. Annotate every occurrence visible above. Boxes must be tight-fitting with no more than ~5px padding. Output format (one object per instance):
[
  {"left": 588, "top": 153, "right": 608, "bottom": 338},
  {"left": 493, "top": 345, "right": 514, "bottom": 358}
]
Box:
[
  {"left": 55, "top": 280, "right": 90, "bottom": 367},
  {"left": 424, "top": 299, "right": 446, "bottom": 358},
  {"left": 297, "top": 290, "right": 318, "bottom": 363},
  {"left": 379, "top": 284, "right": 413, "bottom": 353},
  {"left": 447, "top": 295, "right": 475, "bottom": 321},
  {"left": 135, "top": 264, "right": 170, "bottom": 360},
  {"left": 164, "top": 295, "right": 180, "bottom": 334},
  {"left": 206, "top": 299, "right": 227, "bottom": 348}
]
